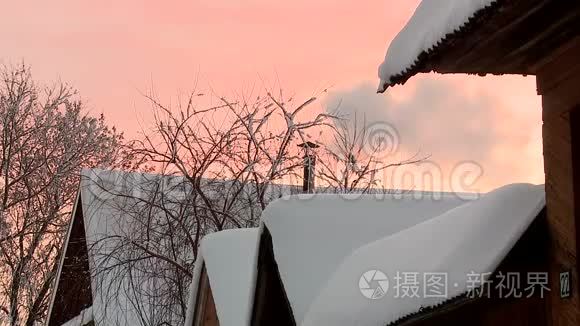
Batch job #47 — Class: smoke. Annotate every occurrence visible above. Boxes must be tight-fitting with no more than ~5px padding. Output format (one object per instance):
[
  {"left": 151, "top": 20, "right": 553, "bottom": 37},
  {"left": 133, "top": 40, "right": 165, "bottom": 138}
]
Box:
[{"left": 324, "top": 78, "right": 543, "bottom": 191}]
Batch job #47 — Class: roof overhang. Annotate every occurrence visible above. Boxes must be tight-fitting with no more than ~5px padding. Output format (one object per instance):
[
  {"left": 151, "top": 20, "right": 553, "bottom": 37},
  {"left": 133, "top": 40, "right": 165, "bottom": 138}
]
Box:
[
  {"left": 389, "top": 207, "right": 548, "bottom": 326},
  {"left": 379, "top": 0, "right": 580, "bottom": 92}
]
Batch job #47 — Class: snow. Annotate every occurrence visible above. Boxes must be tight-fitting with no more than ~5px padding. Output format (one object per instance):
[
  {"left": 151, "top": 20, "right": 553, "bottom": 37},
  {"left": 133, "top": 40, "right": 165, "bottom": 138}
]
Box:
[
  {"left": 69, "top": 168, "right": 545, "bottom": 326},
  {"left": 61, "top": 306, "right": 93, "bottom": 326},
  {"left": 198, "top": 228, "right": 260, "bottom": 326},
  {"left": 76, "top": 169, "right": 272, "bottom": 325},
  {"left": 261, "top": 192, "right": 473, "bottom": 324},
  {"left": 301, "top": 184, "right": 545, "bottom": 326},
  {"left": 79, "top": 169, "right": 192, "bottom": 325},
  {"left": 378, "top": 0, "right": 498, "bottom": 91}
]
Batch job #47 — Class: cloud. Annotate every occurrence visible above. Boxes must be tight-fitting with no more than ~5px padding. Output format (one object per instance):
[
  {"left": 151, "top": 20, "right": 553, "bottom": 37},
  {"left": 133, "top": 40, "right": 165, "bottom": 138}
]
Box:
[{"left": 323, "top": 78, "right": 543, "bottom": 191}]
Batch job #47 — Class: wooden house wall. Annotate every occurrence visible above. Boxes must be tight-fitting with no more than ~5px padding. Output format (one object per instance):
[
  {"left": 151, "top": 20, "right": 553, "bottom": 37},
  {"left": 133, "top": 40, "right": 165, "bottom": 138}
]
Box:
[
  {"left": 192, "top": 265, "right": 219, "bottom": 326},
  {"left": 536, "top": 37, "right": 580, "bottom": 326}
]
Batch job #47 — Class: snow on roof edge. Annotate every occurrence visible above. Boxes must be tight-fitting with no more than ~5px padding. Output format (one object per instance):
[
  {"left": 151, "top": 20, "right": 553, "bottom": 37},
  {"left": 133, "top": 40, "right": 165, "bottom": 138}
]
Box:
[
  {"left": 377, "top": 0, "right": 501, "bottom": 93},
  {"left": 261, "top": 192, "right": 474, "bottom": 324},
  {"left": 184, "top": 255, "right": 205, "bottom": 326},
  {"left": 300, "top": 183, "right": 545, "bottom": 326},
  {"left": 186, "top": 228, "right": 261, "bottom": 326},
  {"left": 386, "top": 189, "right": 546, "bottom": 325}
]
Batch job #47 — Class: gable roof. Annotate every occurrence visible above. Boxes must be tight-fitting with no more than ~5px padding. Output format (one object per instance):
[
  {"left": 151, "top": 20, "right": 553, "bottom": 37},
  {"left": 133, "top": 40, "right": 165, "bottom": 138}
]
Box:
[
  {"left": 185, "top": 190, "right": 478, "bottom": 325},
  {"left": 47, "top": 169, "right": 206, "bottom": 326},
  {"left": 46, "top": 192, "right": 93, "bottom": 326},
  {"left": 48, "top": 168, "right": 304, "bottom": 326},
  {"left": 378, "top": 0, "right": 580, "bottom": 92},
  {"left": 300, "top": 184, "right": 545, "bottom": 326},
  {"left": 261, "top": 192, "right": 472, "bottom": 324},
  {"left": 185, "top": 228, "right": 260, "bottom": 326},
  {"left": 185, "top": 184, "right": 545, "bottom": 326}
]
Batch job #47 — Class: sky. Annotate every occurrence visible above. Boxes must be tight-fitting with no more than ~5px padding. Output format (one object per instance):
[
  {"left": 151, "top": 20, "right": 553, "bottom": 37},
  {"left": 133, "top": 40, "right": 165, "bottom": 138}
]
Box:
[{"left": 0, "top": 0, "right": 544, "bottom": 192}]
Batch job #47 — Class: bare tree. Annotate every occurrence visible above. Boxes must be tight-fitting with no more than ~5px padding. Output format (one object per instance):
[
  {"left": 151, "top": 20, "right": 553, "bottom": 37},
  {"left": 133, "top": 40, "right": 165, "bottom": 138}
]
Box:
[
  {"left": 316, "top": 113, "right": 426, "bottom": 193},
  {"left": 0, "top": 64, "right": 128, "bottom": 326},
  {"left": 85, "top": 89, "right": 427, "bottom": 325},
  {"left": 85, "top": 88, "right": 336, "bottom": 325}
]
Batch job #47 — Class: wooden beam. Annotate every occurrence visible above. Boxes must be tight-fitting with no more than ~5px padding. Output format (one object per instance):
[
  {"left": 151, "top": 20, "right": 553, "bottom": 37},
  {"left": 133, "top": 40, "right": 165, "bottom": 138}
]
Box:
[
  {"left": 536, "top": 37, "right": 580, "bottom": 95},
  {"left": 447, "top": 0, "right": 548, "bottom": 71},
  {"left": 533, "top": 37, "right": 580, "bottom": 76},
  {"left": 500, "top": 10, "right": 580, "bottom": 67},
  {"left": 192, "top": 265, "right": 212, "bottom": 326}
]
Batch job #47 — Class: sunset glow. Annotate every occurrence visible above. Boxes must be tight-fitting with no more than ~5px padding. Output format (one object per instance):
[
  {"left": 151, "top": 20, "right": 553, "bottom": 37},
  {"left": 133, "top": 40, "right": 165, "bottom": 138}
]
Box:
[{"left": 0, "top": 0, "right": 544, "bottom": 191}]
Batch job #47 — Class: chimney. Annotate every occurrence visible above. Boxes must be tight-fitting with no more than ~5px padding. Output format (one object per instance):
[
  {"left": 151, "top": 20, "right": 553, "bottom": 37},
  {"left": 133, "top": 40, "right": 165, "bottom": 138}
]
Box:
[{"left": 298, "top": 141, "right": 319, "bottom": 193}]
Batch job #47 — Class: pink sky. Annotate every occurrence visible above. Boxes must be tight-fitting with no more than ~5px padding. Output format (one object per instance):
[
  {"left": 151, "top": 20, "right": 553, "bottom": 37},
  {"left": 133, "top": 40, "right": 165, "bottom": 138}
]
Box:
[{"left": 0, "top": 0, "right": 544, "bottom": 191}]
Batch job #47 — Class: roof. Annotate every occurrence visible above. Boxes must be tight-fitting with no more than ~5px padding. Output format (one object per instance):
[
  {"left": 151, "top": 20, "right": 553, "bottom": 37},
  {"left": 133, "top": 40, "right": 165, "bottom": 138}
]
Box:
[
  {"left": 378, "top": 0, "right": 580, "bottom": 92},
  {"left": 301, "top": 184, "right": 545, "bottom": 326},
  {"left": 47, "top": 168, "right": 305, "bottom": 325},
  {"left": 261, "top": 192, "right": 472, "bottom": 324},
  {"left": 185, "top": 190, "right": 477, "bottom": 325},
  {"left": 78, "top": 169, "right": 193, "bottom": 325},
  {"left": 49, "top": 168, "right": 269, "bottom": 325},
  {"left": 184, "top": 184, "right": 545, "bottom": 326},
  {"left": 185, "top": 228, "right": 260, "bottom": 326},
  {"left": 50, "top": 168, "right": 418, "bottom": 325}
]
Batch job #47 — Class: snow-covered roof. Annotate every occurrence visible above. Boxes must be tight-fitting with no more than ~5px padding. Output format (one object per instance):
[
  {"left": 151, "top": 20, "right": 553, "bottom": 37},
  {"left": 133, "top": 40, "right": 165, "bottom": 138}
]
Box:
[
  {"left": 187, "top": 228, "right": 260, "bottom": 326},
  {"left": 79, "top": 169, "right": 191, "bottom": 325},
  {"left": 47, "top": 166, "right": 299, "bottom": 324},
  {"left": 50, "top": 168, "right": 299, "bottom": 326},
  {"left": 261, "top": 192, "right": 472, "bottom": 324},
  {"left": 301, "top": 184, "right": 545, "bottom": 326},
  {"left": 378, "top": 0, "right": 499, "bottom": 92},
  {"left": 184, "top": 184, "right": 544, "bottom": 326}
]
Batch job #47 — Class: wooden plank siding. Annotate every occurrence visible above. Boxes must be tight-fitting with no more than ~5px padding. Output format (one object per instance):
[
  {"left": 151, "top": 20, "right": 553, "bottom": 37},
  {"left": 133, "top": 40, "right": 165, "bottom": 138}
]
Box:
[
  {"left": 193, "top": 265, "right": 220, "bottom": 326},
  {"left": 537, "top": 38, "right": 580, "bottom": 326}
]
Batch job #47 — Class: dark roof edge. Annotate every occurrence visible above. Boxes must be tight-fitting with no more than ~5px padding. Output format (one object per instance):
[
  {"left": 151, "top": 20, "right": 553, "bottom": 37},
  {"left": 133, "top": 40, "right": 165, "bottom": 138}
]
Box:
[
  {"left": 386, "top": 292, "right": 477, "bottom": 326},
  {"left": 44, "top": 191, "right": 84, "bottom": 326}
]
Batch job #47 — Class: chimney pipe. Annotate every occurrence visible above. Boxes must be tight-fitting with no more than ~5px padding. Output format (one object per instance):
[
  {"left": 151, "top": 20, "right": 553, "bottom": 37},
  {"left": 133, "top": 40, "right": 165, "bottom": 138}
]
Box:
[
  {"left": 303, "top": 154, "right": 316, "bottom": 193},
  {"left": 298, "top": 141, "right": 319, "bottom": 194}
]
